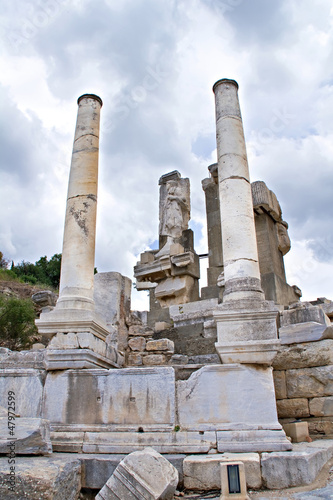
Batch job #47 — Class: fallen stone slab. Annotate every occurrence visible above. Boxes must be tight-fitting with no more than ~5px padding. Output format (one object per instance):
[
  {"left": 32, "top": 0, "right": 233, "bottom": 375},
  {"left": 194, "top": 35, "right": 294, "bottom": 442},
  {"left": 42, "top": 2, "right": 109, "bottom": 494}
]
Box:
[
  {"left": 261, "top": 440, "right": 333, "bottom": 489},
  {"left": 183, "top": 453, "right": 261, "bottom": 491},
  {"left": 293, "top": 481, "right": 333, "bottom": 499},
  {"left": 0, "top": 455, "right": 81, "bottom": 500},
  {"left": 96, "top": 447, "right": 178, "bottom": 500},
  {"left": 0, "top": 417, "right": 52, "bottom": 455}
]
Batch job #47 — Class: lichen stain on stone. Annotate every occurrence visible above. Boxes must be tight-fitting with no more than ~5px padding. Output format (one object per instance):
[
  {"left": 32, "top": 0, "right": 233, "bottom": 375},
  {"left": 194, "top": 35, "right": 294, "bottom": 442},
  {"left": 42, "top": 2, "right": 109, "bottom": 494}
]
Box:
[
  {"left": 69, "top": 201, "right": 91, "bottom": 237},
  {"left": 87, "top": 193, "right": 97, "bottom": 202},
  {"left": 66, "top": 372, "right": 102, "bottom": 424}
]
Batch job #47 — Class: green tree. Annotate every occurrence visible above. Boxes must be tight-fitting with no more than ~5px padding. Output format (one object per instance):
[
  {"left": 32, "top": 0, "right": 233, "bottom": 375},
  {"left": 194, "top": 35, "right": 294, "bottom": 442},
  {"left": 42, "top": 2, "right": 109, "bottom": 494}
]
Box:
[
  {"left": 11, "top": 253, "right": 62, "bottom": 289},
  {"left": 45, "top": 253, "right": 62, "bottom": 288},
  {"left": 0, "top": 296, "right": 39, "bottom": 350},
  {"left": 0, "top": 252, "right": 9, "bottom": 270}
]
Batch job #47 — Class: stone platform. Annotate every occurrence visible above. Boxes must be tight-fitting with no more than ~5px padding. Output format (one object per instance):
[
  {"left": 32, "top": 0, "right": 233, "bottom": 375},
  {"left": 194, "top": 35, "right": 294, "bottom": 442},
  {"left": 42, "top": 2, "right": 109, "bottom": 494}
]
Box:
[
  {"left": 0, "top": 364, "right": 291, "bottom": 454},
  {"left": 1, "top": 441, "right": 332, "bottom": 497}
]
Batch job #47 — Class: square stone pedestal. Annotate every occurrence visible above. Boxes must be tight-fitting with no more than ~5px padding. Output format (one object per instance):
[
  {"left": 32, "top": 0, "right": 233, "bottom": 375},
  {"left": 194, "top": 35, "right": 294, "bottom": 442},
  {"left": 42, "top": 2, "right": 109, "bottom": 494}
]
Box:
[
  {"left": 44, "top": 348, "right": 123, "bottom": 370},
  {"left": 36, "top": 309, "right": 123, "bottom": 370},
  {"left": 177, "top": 365, "right": 291, "bottom": 452},
  {"left": 36, "top": 308, "right": 110, "bottom": 341},
  {"left": 214, "top": 300, "right": 280, "bottom": 364}
]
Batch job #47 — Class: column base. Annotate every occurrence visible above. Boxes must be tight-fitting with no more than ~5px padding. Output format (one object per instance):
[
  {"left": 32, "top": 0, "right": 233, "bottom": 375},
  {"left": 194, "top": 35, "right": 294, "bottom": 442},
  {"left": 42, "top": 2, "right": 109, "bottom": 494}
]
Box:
[
  {"left": 36, "top": 308, "right": 110, "bottom": 341},
  {"left": 215, "top": 339, "right": 281, "bottom": 365},
  {"left": 44, "top": 348, "right": 123, "bottom": 371}
]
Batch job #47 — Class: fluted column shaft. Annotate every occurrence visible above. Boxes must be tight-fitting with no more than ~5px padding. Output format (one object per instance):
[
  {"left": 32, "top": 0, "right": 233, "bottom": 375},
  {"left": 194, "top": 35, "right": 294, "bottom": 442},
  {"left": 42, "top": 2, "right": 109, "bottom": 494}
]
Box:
[
  {"left": 57, "top": 94, "right": 103, "bottom": 310},
  {"left": 213, "top": 79, "right": 264, "bottom": 303}
]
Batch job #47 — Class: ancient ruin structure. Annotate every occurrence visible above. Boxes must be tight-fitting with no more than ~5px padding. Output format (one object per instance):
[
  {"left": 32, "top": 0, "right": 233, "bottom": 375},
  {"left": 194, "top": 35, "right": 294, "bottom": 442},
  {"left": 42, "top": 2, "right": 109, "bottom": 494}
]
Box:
[
  {"left": 0, "top": 82, "right": 333, "bottom": 499},
  {"left": 134, "top": 171, "right": 200, "bottom": 307},
  {"left": 202, "top": 165, "right": 301, "bottom": 306}
]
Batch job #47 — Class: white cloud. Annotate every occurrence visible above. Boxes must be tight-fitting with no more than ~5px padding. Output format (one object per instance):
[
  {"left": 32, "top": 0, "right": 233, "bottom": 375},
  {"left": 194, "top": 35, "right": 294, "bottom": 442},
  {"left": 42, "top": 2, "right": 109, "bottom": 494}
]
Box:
[{"left": 0, "top": 0, "right": 332, "bottom": 311}]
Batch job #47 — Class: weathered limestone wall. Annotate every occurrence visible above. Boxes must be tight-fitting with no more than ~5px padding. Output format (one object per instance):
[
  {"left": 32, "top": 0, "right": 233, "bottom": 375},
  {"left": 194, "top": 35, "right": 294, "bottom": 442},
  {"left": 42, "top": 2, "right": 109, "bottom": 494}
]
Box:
[
  {"left": 0, "top": 351, "right": 290, "bottom": 454},
  {"left": 274, "top": 302, "right": 333, "bottom": 438},
  {"left": 273, "top": 339, "right": 333, "bottom": 438},
  {"left": 94, "top": 272, "right": 131, "bottom": 352}
]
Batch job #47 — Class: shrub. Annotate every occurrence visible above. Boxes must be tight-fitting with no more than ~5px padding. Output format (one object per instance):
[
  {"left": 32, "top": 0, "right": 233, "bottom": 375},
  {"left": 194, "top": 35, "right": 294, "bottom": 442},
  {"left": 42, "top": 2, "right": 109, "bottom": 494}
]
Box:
[
  {"left": 0, "top": 252, "right": 9, "bottom": 270},
  {"left": 0, "top": 296, "right": 39, "bottom": 350},
  {"left": 0, "top": 269, "right": 17, "bottom": 281}
]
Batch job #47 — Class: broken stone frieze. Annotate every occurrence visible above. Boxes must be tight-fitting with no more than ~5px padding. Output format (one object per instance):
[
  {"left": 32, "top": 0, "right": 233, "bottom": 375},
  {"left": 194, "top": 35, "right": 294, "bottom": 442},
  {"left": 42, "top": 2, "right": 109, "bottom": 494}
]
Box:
[{"left": 95, "top": 447, "right": 178, "bottom": 500}]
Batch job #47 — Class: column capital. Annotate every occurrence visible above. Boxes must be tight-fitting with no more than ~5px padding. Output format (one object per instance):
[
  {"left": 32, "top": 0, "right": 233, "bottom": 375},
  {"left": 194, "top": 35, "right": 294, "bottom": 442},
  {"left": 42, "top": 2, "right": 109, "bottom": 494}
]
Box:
[
  {"left": 77, "top": 94, "right": 103, "bottom": 107},
  {"left": 213, "top": 79, "right": 239, "bottom": 93}
]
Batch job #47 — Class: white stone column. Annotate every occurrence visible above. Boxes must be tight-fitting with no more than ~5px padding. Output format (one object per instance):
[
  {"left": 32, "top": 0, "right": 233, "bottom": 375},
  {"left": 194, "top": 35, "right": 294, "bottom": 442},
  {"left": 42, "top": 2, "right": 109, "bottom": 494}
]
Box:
[
  {"left": 213, "top": 79, "right": 264, "bottom": 303},
  {"left": 57, "top": 94, "right": 102, "bottom": 311},
  {"left": 213, "top": 79, "right": 280, "bottom": 365},
  {"left": 36, "top": 94, "right": 113, "bottom": 355}
]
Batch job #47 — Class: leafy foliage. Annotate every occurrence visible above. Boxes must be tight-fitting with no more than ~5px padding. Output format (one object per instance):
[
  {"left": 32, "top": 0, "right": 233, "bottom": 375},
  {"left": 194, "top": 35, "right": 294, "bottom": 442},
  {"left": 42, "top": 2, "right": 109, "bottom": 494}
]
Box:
[
  {"left": 10, "top": 253, "right": 62, "bottom": 289},
  {"left": 0, "top": 252, "right": 9, "bottom": 270},
  {"left": 0, "top": 295, "right": 39, "bottom": 350}
]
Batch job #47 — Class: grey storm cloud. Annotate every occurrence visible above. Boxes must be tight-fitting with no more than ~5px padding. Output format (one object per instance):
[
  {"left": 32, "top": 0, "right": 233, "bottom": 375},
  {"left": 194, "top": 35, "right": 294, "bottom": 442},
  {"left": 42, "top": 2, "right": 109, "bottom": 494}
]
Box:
[
  {"left": 0, "top": 88, "right": 46, "bottom": 181},
  {"left": 204, "top": 0, "right": 290, "bottom": 45}
]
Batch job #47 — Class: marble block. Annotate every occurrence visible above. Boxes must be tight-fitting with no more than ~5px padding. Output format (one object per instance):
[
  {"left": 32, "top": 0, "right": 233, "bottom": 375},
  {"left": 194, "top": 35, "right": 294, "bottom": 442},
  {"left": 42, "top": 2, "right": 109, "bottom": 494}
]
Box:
[
  {"left": 183, "top": 453, "right": 261, "bottom": 490},
  {"left": 177, "top": 364, "right": 290, "bottom": 451},
  {"left": 0, "top": 417, "right": 52, "bottom": 455},
  {"left": 43, "top": 367, "right": 175, "bottom": 428},
  {"left": 0, "top": 369, "right": 44, "bottom": 418}
]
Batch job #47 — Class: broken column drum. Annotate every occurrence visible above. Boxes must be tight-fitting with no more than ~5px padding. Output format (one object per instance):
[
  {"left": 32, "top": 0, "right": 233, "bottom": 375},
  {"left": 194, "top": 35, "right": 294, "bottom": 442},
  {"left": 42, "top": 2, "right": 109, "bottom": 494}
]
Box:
[{"left": 58, "top": 94, "right": 103, "bottom": 311}]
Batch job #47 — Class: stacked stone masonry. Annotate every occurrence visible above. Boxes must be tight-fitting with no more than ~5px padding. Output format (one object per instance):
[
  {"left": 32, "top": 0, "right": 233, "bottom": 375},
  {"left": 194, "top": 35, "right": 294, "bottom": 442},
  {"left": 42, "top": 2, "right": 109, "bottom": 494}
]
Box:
[
  {"left": 273, "top": 337, "right": 333, "bottom": 437},
  {"left": 126, "top": 322, "right": 175, "bottom": 366}
]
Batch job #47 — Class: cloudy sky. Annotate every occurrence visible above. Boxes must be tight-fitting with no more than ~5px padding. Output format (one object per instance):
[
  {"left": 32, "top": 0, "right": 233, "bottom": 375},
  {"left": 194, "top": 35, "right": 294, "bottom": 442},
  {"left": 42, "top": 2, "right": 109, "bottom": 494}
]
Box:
[{"left": 1, "top": 0, "right": 333, "bottom": 310}]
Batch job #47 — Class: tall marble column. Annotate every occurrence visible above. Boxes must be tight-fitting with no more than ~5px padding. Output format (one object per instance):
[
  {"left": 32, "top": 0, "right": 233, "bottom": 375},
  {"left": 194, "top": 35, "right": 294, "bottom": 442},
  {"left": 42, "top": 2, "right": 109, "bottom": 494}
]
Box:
[
  {"left": 212, "top": 79, "right": 280, "bottom": 365},
  {"left": 57, "top": 94, "right": 102, "bottom": 311},
  {"left": 36, "top": 94, "right": 111, "bottom": 349},
  {"left": 213, "top": 79, "right": 264, "bottom": 302}
]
